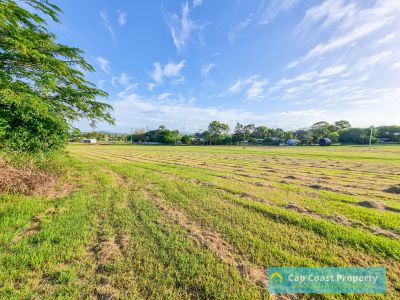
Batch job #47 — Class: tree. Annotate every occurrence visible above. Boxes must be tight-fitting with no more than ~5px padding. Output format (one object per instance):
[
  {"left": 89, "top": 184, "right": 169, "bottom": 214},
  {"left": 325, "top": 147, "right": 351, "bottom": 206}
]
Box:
[
  {"left": 69, "top": 127, "right": 82, "bottom": 142},
  {"left": 327, "top": 131, "right": 339, "bottom": 143},
  {"left": 0, "top": 0, "right": 113, "bottom": 152},
  {"left": 181, "top": 135, "right": 191, "bottom": 145},
  {"left": 333, "top": 120, "right": 351, "bottom": 132},
  {"left": 310, "top": 121, "right": 330, "bottom": 143},
  {"left": 274, "top": 128, "right": 285, "bottom": 140},
  {"left": 295, "top": 129, "right": 313, "bottom": 145},
  {"left": 253, "top": 126, "right": 269, "bottom": 139},
  {"left": 339, "top": 128, "right": 376, "bottom": 144},
  {"left": 207, "top": 121, "right": 230, "bottom": 144},
  {"left": 244, "top": 124, "right": 256, "bottom": 137},
  {"left": 376, "top": 126, "right": 400, "bottom": 142},
  {"left": 162, "top": 130, "right": 179, "bottom": 144},
  {"left": 286, "top": 131, "right": 294, "bottom": 140},
  {"left": 232, "top": 123, "right": 245, "bottom": 144}
]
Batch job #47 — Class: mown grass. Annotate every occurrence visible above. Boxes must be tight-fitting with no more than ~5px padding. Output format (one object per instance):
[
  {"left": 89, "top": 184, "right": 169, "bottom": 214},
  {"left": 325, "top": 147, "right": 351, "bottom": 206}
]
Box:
[{"left": 1, "top": 144, "right": 399, "bottom": 299}]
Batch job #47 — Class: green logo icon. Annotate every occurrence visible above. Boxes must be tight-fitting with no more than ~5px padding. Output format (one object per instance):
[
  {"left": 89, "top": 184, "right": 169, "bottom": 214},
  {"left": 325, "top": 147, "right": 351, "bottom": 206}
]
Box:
[{"left": 270, "top": 272, "right": 283, "bottom": 284}]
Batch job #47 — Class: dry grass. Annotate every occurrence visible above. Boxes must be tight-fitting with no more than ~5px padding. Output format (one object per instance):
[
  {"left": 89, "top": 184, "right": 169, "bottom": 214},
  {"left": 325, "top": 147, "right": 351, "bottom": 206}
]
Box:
[
  {"left": 0, "top": 158, "right": 75, "bottom": 199},
  {"left": 0, "top": 158, "right": 57, "bottom": 196}
]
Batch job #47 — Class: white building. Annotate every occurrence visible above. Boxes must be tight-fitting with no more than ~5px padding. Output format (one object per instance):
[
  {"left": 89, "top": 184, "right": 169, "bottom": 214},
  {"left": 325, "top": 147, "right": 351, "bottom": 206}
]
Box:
[{"left": 83, "top": 139, "right": 97, "bottom": 144}]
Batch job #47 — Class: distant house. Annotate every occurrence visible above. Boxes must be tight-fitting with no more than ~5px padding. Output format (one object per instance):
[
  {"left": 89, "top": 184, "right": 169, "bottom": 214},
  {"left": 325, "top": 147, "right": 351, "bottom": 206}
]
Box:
[
  {"left": 271, "top": 137, "right": 281, "bottom": 145},
  {"left": 377, "top": 137, "right": 391, "bottom": 143},
  {"left": 83, "top": 139, "right": 97, "bottom": 144},
  {"left": 287, "top": 139, "right": 299, "bottom": 146}
]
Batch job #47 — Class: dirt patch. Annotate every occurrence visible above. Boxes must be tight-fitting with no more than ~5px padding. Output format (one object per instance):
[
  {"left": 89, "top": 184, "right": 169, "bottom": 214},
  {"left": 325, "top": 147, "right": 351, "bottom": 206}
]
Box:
[
  {"left": 358, "top": 200, "right": 385, "bottom": 210},
  {"left": 237, "top": 173, "right": 257, "bottom": 178},
  {"left": 285, "top": 175, "right": 297, "bottom": 180},
  {"left": 13, "top": 207, "right": 57, "bottom": 242},
  {"left": 102, "top": 169, "right": 129, "bottom": 186},
  {"left": 89, "top": 228, "right": 123, "bottom": 299},
  {"left": 93, "top": 236, "right": 120, "bottom": 266},
  {"left": 13, "top": 216, "right": 41, "bottom": 242},
  {"left": 115, "top": 234, "right": 130, "bottom": 256},
  {"left": 384, "top": 185, "right": 400, "bottom": 194},
  {"left": 385, "top": 206, "right": 400, "bottom": 214},
  {"left": 90, "top": 230, "right": 121, "bottom": 267},
  {"left": 285, "top": 202, "right": 310, "bottom": 214},
  {"left": 46, "top": 182, "right": 76, "bottom": 200},
  {"left": 309, "top": 184, "right": 322, "bottom": 190},
  {"left": 358, "top": 200, "right": 400, "bottom": 214}
]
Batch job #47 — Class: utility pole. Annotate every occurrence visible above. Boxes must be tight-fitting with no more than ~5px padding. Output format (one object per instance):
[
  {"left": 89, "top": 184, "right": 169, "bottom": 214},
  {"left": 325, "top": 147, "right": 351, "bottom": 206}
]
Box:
[
  {"left": 243, "top": 131, "right": 246, "bottom": 149},
  {"left": 130, "top": 128, "right": 133, "bottom": 144},
  {"left": 369, "top": 126, "right": 373, "bottom": 151}
]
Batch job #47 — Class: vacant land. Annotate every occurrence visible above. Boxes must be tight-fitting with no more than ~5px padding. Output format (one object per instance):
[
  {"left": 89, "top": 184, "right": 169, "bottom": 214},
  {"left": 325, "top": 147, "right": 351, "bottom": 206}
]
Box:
[{"left": 1, "top": 144, "right": 400, "bottom": 299}]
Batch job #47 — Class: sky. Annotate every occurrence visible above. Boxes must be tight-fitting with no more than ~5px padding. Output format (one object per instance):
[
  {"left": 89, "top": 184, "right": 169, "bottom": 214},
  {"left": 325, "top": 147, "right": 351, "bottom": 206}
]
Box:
[{"left": 50, "top": 0, "right": 400, "bottom": 133}]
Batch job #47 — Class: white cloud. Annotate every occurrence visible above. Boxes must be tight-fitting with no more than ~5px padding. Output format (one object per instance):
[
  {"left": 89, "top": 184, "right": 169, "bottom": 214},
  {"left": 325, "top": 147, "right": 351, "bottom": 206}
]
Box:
[
  {"left": 258, "top": 0, "right": 300, "bottom": 25},
  {"left": 166, "top": 2, "right": 198, "bottom": 50},
  {"left": 393, "top": 62, "right": 400, "bottom": 70},
  {"left": 201, "top": 63, "right": 215, "bottom": 77},
  {"left": 118, "top": 10, "right": 127, "bottom": 26},
  {"left": 147, "top": 83, "right": 157, "bottom": 91},
  {"left": 111, "top": 73, "right": 130, "bottom": 87},
  {"left": 193, "top": 0, "right": 202, "bottom": 9},
  {"left": 259, "top": 0, "right": 301, "bottom": 25},
  {"left": 275, "top": 64, "right": 347, "bottom": 89},
  {"left": 246, "top": 79, "right": 269, "bottom": 100},
  {"left": 111, "top": 73, "right": 137, "bottom": 91},
  {"left": 158, "top": 93, "right": 173, "bottom": 101},
  {"left": 96, "top": 56, "right": 111, "bottom": 74},
  {"left": 289, "top": 20, "right": 387, "bottom": 68},
  {"left": 229, "top": 76, "right": 269, "bottom": 100},
  {"left": 289, "top": 0, "right": 400, "bottom": 68},
  {"left": 149, "top": 60, "right": 186, "bottom": 83},
  {"left": 297, "top": 0, "right": 357, "bottom": 35},
  {"left": 100, "top": 10, "right": 117, "bottom": 46},
  {"left": 229, "top": 0, "right": 299, "bottom": 42},
  {"left": 229, "top": 14, "right": 253, "bottom": 43},
  {"left": 377, "top": 33, "right": 395, "bottom": 44},
  {"left": 354, "top": 51, "right": 392, "bottom": 72}
]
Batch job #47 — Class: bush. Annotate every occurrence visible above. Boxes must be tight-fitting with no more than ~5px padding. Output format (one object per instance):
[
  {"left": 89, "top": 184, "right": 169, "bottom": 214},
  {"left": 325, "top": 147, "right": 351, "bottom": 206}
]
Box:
[
  {"left": 181, "top": 135, "right": 191, "bottom": 145},
  {"left": 0, "top": 101, "right": 69, "bottom": 152}
]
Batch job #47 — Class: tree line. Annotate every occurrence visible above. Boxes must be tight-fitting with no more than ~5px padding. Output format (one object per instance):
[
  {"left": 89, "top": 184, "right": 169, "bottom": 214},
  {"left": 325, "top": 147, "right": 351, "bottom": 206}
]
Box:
[{"left": 124, "top": 121, "right": 400, "bottom": 146}]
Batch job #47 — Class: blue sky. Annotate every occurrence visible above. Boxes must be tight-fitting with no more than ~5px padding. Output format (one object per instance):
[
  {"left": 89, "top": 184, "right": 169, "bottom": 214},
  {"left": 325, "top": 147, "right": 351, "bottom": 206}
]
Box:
[{"left": 51, "top": 0, "right": 400, "bottom": 133}]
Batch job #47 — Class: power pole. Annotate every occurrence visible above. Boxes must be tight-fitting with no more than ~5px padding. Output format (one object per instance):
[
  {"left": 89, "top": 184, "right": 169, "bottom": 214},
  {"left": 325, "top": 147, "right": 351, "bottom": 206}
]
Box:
[
  {"left": 130, "top": 128, "right": 133, "bottom": 144},
  {"left": 369, "top": 126, "right": 373, "bottom": 151},
  {"left": 243, "top": 131, "right": 246, "bottom": 149}
]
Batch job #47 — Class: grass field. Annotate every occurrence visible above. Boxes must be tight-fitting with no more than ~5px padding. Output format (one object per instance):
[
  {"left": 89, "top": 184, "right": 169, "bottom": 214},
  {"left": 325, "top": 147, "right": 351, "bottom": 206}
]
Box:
[{"left": 1, "top": 144, "right": 400, "bottom": 299}]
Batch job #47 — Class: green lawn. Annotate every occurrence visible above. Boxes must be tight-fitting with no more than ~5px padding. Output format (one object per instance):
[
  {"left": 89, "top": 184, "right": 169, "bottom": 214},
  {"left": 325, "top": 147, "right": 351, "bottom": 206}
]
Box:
[{"left": 1, "top": 144, "right": 399, "bottom": 299}]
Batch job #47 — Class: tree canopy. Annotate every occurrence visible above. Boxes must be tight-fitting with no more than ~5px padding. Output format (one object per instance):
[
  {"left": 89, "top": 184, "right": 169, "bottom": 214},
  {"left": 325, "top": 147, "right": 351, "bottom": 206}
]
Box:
[
  {"left": 0, "top": 0, "right": 113, "bottom": 152},
  {"left": 207, "top": 121, "right": 230, "bottom": 144}
]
